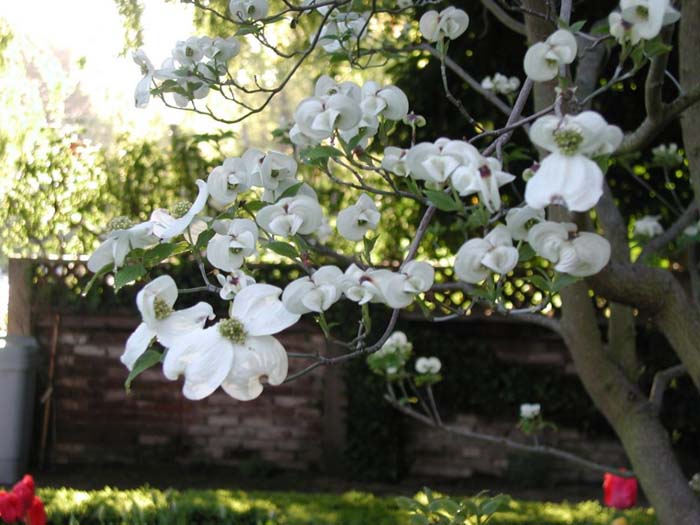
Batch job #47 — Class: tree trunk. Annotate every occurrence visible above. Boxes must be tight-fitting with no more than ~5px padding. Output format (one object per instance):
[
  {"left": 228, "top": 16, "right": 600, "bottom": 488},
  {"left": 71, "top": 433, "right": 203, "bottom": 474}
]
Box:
[{"left": 522, "top": 3, "right": 700, "bottom": 523}]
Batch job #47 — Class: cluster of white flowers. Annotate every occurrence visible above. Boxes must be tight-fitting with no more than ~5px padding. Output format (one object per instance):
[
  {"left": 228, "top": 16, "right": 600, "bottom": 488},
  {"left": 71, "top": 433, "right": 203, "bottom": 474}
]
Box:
[
  {"left": 112, "top": 0, "right": 675, "bottom": 405},
  {"left": 652, "top": 143, "right": 683, "bottom": 167},
  {"left": 609, "top": 0, "right": 680, "bottom": 45},
  {"left": 207, "top": 148, "right": 300, "bottom": 206},
  {"left": 520, "top": 403, "right": 541, "bottom": 419},
  {"left": 133, "top": 35, "right": 240, "bottom": 108},
  {"left": 290, "top": 76, "right": 409, "bottom": 148},
  {"left": 340, "top": 261, "right": 434, "bottom": 309},
  {"left": 386, "top": 138, "right": 515, "bottom": 212},
  {"left": 481, "top": 73, "right": 520, "bottom": 96},
  {"left": 634, "top": 215, "right": 664, "bottom": 237}
]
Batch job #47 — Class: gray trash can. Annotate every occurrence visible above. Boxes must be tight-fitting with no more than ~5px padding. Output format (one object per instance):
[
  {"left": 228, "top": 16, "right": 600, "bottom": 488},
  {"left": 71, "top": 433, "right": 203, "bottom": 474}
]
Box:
[{"left": 0, "top": 336, "right": 39, "bottom": 485}]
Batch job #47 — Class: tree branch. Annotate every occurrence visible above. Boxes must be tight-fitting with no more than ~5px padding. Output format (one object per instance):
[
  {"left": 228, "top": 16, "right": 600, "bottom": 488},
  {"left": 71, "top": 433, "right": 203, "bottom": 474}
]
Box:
[
  {"left": 638, "top": 203, "right": 699, "bottom": 262},
  {"left": 649, "top": 364, "right": 686, "bottom": 415},
  {"left": 480, "top": 0, "right": 527, "bottom": 35}
]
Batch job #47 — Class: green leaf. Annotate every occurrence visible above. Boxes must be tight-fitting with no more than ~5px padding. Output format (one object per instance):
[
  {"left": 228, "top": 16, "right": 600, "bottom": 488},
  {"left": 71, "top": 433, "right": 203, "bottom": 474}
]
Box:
[
  {"left": 551, "top": 273, "right": 579, "bottom": 293},
  {"left": 569, "top": 19, "right": 587, "bottom": 33},
  {"left": 363, "top": 235, "right": 378, "bottom": 263},
  {"left": 125, "top": 348, "right": 163, "bottom": 393},
  {"left": 245, "top": 200, "right": 266, "bottom": 213},
  {"left": 277, "top": 182, "right": 305, "bottom": 200},
  {"left": 423, "top": 189, "right": 461, "bottom": 212},
  {"left": 527, "top": 274, "right": 550, "bottom": 292},
  {"left": 405, "top": 177, "right": 421, "bottom": 197},
  {"left": 300, "top": 145, "right": 344, "bottom": 166},
  {"left": 408, "top": 515, "right": 429, "bottom": 525},
  {"left": 466, "top": 206, "right": 490, "bottom": 230},
  {"left": 428, "top": 499, "right": 460, "bottom": 516},
  {"left": 395, "top": 497, "right": 420, "bottom": 511},
  {"left": 114, "top": 264, "right": 147, "bottom": 291},
  {"left": 143, "top": 242, "right": 190, "bottom": 267},
  {"left": 644, "top": 36, "right": 672, "bottom": 58},
  {"left": 235, "top": 25, "right": 259, "bottom": 36},
  {"left": 266, "top": 241, "right": 299, "bottom": 259},
  {"left": 194, "top": 228, "right": 216, "bottom": 251},
  {"left": 82, "top": 263, "right": 112, "bottom": 296},
  {"left": 518, "top": 243, "right": 536, "bottom": 262}
]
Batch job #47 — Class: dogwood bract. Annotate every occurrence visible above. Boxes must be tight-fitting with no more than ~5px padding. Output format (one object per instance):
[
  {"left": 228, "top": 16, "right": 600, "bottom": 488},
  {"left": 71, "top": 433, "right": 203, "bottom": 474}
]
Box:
[
  {"left": 206, "top": 219, "right": 259, "bottom": 272},
  {"left": 416, "top": 356, "right": 442, "bottom": 374},
  {"left": 282, "top": 265, "right": 343, "bottom": 314}
]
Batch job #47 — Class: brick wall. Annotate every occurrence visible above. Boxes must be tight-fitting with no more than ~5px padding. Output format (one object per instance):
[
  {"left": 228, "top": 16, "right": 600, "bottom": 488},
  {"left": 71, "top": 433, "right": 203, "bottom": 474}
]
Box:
[{"left": 33, "top": 314, "right": 327, "bottom": 472}]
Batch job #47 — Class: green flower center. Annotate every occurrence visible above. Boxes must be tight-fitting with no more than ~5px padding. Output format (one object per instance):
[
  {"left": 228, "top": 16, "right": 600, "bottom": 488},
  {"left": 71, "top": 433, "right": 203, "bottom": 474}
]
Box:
[
  {"left": 553, "top": 128, "right": 584, "bottom": 155},
  {"left": 170, "top": 201, "right": 192, "bottom": 219},
  {"left": 219, "top": 317, "right": 247, "bottom": 344},
  {"left": 229, "top": 247, "right": 243, "bottom": 255},
  {"left": 153, "top": 297, "right": 173, "bottom": 320},
  {"left": 107, "top": 216, "right": 134, "bottom": 232},
  {"left": 636, "top": 5, "right": 649, "bottom": 19}
]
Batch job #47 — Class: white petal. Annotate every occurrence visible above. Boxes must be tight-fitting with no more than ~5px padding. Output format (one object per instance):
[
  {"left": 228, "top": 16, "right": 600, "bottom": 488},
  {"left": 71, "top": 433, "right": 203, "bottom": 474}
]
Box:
[
  {"left": 527, "top": 221, "right": 569, "bottom": 262},
  {"left": 232, "top": 283, "right": 300, "bottom": 336},
  {"left": 122, "top": 323, "right": 156, "bottom": 370},
  {"left": 221, "top": 335, "right": 288, "bottom": 400},
  {"left": 481, "top": 246, "right": 519, "bottom": 275},
  {"left": 159, "top": 179, "right": 209, "bottom": 240},
  {"left": 524, "top": 42, "right": 558, "bottom": 82},
  {"left": 155, "top": 302, "right": 215, "bottom": 347},
  {"left": 454, "top": 239, "right": 491, "bottom": 283},
  {"left": 555, "top": 233, "right": 611, "bottom": 277}
]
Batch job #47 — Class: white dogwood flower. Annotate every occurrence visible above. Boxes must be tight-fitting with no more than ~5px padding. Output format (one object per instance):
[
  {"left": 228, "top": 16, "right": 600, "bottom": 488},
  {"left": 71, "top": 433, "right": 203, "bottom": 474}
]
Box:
[
  {"left": 87, "top": 219, "right": 158, "bottom": 273},
  {"left": 451, "top": 153, "right": 515, "bottom": 212},
  {"left": 416, "top": 356, "right": 442, "bottom": 374},
  {"left": 381, "top": 147, "right": 410, "bottom": 176},
  {"left": 454, "top": 226, "right": 519, "bottom": 283},
  {"left": 317, "top": 12, "right": 369, "bottom": 53},
  {"left": 122, "top": 275, "right": 214, "bottom": 371},
  {"left": 419, "top": 7, "right": 470, "bottom": 42},
  {"left": 341, "top": 264, "right": 388, "bottom": 305},
  {"left": 506, "top": 206, "right": 546, "bottom": 241},
  {"left": 206, "top": 219, "right": 259, "bottom": 272},
  {"left": 256, "top": 194, "right": 324, "bottom": 237},
  {"left": 163, "top": 284, "right": 300, "bottom": 401},
  {"left": 620, "top": 0, "right": 679, "bottom": 41},
  {"left": 609, "top": 11, "right": 644, "bottom": 45},
  {"left": 207, "top": 157, "right": 254, "bottom": 208},
  {"left": 481, "top": 73, "right": 520, "bottom": 95},
  {"left": 634, "top": 215, "right": 664, "bottom": 237},
  {"left": 374, "top": 261, "right": 435, "bottom": 309},
  {"left": 405, "top": 138, "right": 460, "bottom": 184},
  {"left": 337, "top": 194, "right": 381, "bottom": 241},
  {"left": 282, "top": 265, "right": 343, "bottom": 314},
  {"left": 523, "top": 29, "right": 577, "bottom": 82},
  {"left": 216, "top": 270, "right": 256, "bottom": 300},
  {"left": 527, "top": 221, "right": 611, "bottom": 277},
  {"left": 360, "top": 81, "right": 410, "bottom": 125},
  {"left": 150, "top": 179, "right": 209, "bottom": 240},
  {"left": 132, "top": 49, "right": 155, "bottom": 108},
  {"left": 229, "top": 0, "right": 269, "bottom": 21},
  {"left": 292, "top": 94, "right": 362, "bottom": 144},
  {"left": 525, "top": 112, "right": 622, "bottom": 211}
]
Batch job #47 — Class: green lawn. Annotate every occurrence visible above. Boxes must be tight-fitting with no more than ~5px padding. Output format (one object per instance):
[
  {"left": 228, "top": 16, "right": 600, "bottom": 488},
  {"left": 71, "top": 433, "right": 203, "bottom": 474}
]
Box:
[{"left": 38, "top": 487, "right": 656, "bottom": 525}]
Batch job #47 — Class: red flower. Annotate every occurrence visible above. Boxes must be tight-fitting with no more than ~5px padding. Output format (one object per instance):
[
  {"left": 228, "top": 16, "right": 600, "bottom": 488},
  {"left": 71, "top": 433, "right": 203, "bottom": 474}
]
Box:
[
  {"left": 0, "top": 490, "right": 24, "bottom": 524},
  {"left": 603, "top": 472, "right": 638, "bottom": 509},
  {"left": 11, "top": 475, "right": 35, "bottom": 514},
  {"left": 25, "top": 497, "right": 46, "bottom": 525}
]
